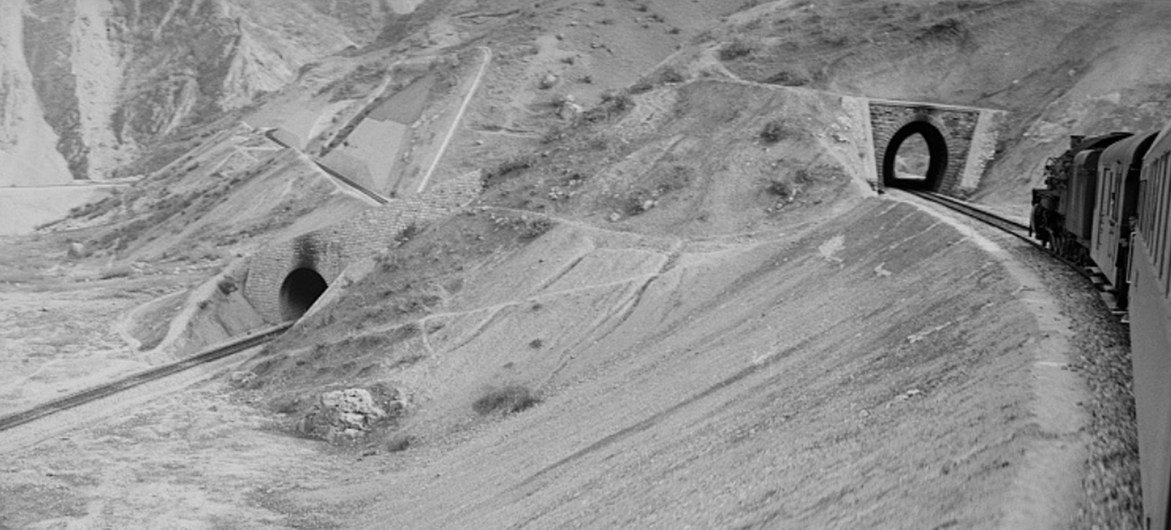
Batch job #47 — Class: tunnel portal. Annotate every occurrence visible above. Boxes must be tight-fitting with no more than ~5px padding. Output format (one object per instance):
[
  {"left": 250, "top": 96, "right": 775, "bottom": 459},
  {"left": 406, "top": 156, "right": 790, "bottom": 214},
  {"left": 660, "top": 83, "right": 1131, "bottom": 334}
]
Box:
[
  {"left": 279, "top": 268, "right": 328, "bottom": 321},
  {"left": 868, "top": 100, "right": 991, "bottom": 195},
  {"left": 882, "top": 121, "right": 948, "bottom": 191}
]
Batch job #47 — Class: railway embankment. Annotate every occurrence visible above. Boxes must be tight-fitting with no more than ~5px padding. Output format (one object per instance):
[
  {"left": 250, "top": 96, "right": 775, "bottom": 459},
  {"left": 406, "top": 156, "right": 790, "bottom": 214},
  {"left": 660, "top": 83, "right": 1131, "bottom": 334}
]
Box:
[
  {"left": 903, "top": 190, "right": 1141, "bottom": 527},
  {"left": 209, "top": 195, "right": 1100, "bottom": 527}
]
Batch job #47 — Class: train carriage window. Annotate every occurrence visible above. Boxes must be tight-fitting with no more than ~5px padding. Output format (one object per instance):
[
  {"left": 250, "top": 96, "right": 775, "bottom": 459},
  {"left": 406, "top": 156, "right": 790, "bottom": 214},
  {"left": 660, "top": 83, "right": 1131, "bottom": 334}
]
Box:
[
  {"left": 1155, "top": 155, "right": 1167, "bottom": 248},
  {"left": 1159, "top": 153, "right": 1168, "bottom": 232},
  {"left": 1161, "top": 156, "right": 1169, "bottom": 255},
  {"left": 1112, "top": 162, "right": 1123, "bottom": 221},
  {"left": 1109, "top": 169, "right": 1119, "bottom": 219},
  {"left": 1143, "top": 160, "right": 1156, "bottom": 242},
  {"left": 1099, "top": 168, "right": 1110, "bottom": 222},
  {"left": 1160, "top": 157, "right": 1171, "bottom": 288},
  {"left": 1139, "top": 180, "right": 1150, "bottom": 244},
  {"left": 1165, "top": 168, "right": 1171, "bottom": 294},
  {"left": 1156, "top": 158, "right": 1166, "bottom": 262},
  {"left": 1157, "top": 162, "right": 1166, "bottom": 279},
  {"left": 1099, "top": 166, "right": 1109, "bottom": 220},
  {"left": 1153, "top": 159, "right": 1162, "bottom": 277},
  {"left": 1150, "top": 155, "right": 1164, "bottom": 243},
  {"left": 1165, "top": 163, "right": 1171, "bottom": 293},
  {"left": 1138, "top": 169, "right": 1148, "bottom": 241},
  {"left": 1146, "top": 157, "right": 1155, "bottom": 238},
  {"left": 1104, "top": 164, "right": 1114, "bottom": 221}
]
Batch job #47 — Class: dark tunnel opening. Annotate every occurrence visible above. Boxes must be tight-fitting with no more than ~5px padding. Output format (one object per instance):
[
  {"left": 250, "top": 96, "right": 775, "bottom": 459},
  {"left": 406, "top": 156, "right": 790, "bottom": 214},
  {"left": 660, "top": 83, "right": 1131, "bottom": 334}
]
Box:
[
  {"left": 883, "top": 121, "right": 948, "bottom": 191},
  {"left": 279, "top": 268, "right": 328, "bottom": 321}
]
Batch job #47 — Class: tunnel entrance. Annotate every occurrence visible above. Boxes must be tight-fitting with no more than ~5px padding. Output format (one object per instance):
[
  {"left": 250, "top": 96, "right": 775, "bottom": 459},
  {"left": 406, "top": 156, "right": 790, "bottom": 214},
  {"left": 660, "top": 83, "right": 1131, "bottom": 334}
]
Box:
[
  {"left": 883, "top": 121, "right": 948, "bottom": 190},
  {"left": 279, "top": 268, "right": 328, "bottom": 321}
]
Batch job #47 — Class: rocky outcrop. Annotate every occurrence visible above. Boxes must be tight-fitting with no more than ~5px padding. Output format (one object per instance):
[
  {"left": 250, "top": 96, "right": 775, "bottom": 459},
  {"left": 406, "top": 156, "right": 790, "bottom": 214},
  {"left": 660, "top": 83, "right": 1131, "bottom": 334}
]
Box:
[{"left": 297, "top": 387, "right": 407, "bottom": 443}]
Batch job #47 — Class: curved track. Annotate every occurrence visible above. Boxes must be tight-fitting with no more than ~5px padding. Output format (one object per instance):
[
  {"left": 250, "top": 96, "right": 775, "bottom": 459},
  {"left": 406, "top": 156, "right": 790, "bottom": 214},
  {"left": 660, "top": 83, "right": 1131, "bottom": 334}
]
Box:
[
  {"left": 0, "top": 322, "right": 291, "bottom": 433},
  {"left": 904, "top": 190, "right": 1108, "bottom": 296},
  {"left": 907, "top": 190, "right": 1032, "bottom": 240}
]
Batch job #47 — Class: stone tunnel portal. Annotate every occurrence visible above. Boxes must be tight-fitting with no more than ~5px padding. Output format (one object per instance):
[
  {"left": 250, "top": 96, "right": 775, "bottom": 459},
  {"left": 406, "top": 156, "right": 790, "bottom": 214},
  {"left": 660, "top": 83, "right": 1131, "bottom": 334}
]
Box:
[
  {"left": 883, "top": 120, "right": 948, "bottom": 191},
  {"left": 279, "top": 268, "right": 328, "bottom": 321}
]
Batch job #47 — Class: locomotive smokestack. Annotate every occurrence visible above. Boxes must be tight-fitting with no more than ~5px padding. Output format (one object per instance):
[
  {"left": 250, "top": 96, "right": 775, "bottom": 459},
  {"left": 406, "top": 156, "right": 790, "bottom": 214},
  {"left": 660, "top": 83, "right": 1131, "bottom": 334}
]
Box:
[{"left": 1070, "top": 135, "right": 1085, "bottom": 148}]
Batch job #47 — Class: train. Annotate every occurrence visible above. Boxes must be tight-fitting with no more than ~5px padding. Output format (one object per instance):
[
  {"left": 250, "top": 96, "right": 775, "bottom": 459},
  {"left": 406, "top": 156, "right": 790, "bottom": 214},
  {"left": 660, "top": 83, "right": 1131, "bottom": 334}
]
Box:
[{"left": 1031, "top": 122, "right": 1171, "bottom": 529}]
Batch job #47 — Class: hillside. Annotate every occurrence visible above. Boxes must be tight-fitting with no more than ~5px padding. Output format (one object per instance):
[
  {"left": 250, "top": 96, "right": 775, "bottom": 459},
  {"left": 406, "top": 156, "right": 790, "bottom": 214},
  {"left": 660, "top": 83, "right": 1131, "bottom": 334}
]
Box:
[
  {"left": 0, "top": 0, "right": 1166, "bottom": 527},
  {"left": 701, "top": 0, "right": 1171, "bottom": 210},
  {"left": 223, "top": 79, "right": 1062, "bottom": 527}
]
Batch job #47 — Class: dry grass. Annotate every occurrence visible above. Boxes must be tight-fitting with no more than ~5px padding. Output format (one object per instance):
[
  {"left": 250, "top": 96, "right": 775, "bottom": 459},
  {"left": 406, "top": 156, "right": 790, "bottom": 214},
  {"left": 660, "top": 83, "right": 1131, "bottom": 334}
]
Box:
[
  {"left": 98, "top": 264, "right": 134, "bottom": 280},
  {"left": 718, "top": 38, "right": 756, "bottom": 61},
  {"left": 759, "top": 119, "right": 790, "bottom": 143},
  {"left": 472, "top": 385, "right": 541, "bottom": 416},
  {"left": 385, "top": 433, "right": 415, "bottom": 452}
]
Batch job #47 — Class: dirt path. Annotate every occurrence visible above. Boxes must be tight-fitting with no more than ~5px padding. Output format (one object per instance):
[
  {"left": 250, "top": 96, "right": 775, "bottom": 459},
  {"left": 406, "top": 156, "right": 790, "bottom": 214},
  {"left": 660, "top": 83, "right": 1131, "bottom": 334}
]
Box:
[
  {"left": 416, "top": 46, "right": 493, "bottom": 194},
  {"left": 113, "top": 290, "right": 186, "bottom": 352}
]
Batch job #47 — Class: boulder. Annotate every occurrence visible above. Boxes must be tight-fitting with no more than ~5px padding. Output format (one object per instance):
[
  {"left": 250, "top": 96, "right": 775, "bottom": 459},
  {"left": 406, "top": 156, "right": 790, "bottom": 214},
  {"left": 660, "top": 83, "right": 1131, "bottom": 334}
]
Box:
[
  {"left": 557, "top": 94, "right": 584, "bottom": 120},
  {"left": 298, "top": 387, "right": 404, "bottom": 444},
  {"left": 66, "top": 241, "right": 88, "bottom": 259},
  {"left": 538, "top": 73, "right": 559, "bottom": 90}
]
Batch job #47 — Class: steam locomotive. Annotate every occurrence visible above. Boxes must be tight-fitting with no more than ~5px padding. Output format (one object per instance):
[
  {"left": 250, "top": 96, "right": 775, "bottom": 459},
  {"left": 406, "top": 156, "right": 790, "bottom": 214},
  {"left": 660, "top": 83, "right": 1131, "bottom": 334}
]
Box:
[{"left": 1030, "top": 123, "right": 1171, "bottom": 529}]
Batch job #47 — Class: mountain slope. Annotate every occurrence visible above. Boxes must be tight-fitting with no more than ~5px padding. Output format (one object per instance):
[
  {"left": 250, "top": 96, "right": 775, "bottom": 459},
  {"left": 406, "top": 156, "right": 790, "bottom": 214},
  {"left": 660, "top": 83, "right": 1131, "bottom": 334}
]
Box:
[
  {"left": 706, "top": 0, "right": 1171, "bottom": 210},
  {"left": 0, "top": 0, "right": 72, "bottom": 186},
  {"left": 4, "top": 0, "right": 443, "bottom": 184}
]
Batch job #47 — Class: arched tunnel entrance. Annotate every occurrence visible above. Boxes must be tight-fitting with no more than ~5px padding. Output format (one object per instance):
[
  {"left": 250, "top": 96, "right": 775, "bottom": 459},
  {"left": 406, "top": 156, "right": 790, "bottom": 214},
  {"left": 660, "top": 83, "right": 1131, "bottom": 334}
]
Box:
[
  {"left": 883, "top": 121, "right": 949, "bottom": 191},
  {"left": 279, "top": 268, "right": 328, "bottom": 321}
]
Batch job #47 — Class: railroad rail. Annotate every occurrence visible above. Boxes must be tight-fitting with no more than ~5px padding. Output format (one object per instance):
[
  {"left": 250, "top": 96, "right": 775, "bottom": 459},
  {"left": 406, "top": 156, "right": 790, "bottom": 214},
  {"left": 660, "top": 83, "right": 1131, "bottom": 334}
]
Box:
[
  {"left": 0, "top": 322, "right": 292, "bottom": 433},
  {"left": 904, "top": 189, "right": 1126, "bottom": 319},
  {"left": 906, "top": 190, "right": 1033, "bottom": 241}
]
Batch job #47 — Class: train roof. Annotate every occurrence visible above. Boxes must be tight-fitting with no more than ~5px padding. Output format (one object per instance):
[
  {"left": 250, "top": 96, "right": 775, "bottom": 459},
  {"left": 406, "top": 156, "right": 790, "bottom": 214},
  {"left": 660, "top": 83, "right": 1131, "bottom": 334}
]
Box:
[
  {"left": 1101, "top": 130, "right": 1160, "bottom": 171},
  {"left": 1145, "top": 121, "right": 1171, "bottom": 167},
  {"left": 1076, "top": 132, "right": 1132, "bottom": 152},
  {"left": 1074, "top": 149, "right": 1103, "bottom": 170}
]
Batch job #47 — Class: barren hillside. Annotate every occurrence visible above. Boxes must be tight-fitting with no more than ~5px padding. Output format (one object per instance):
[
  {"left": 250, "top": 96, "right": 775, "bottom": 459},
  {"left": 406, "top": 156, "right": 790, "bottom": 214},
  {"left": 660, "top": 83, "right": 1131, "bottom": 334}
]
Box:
[
  {"left": 703, "top": 0, "right": 1171, "bottom": 210},
  {"left": 0, "top": 0, "right": 1164, "bottom": 527},
  {"left": 1, "top": 0, "right": 443, "bottom": 185}
]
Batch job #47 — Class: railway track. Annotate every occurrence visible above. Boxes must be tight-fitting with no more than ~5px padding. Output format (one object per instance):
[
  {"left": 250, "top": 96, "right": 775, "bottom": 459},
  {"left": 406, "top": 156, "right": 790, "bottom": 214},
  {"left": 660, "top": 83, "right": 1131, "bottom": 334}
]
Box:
[
  {"left": 0, "top": 322, "right": 292, "bottom": 433},
  {"left": 906, "top": 190, "right": 1034, "bottom": 243},
  {"left": 905, "top": 189, "right": 1127, "bottom": 319}
]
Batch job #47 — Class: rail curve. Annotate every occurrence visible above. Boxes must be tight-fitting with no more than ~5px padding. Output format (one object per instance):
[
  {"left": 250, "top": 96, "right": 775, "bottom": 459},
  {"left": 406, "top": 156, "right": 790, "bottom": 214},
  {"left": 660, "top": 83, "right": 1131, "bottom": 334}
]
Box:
[{"left": 905, "top": 190, "right": 1093, "bottom": 280}]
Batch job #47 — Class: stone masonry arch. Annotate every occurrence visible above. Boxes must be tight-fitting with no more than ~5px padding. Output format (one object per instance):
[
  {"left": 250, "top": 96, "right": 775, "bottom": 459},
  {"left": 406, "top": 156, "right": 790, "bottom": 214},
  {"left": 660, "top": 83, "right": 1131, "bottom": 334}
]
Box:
[
  {"left": 279, "top": 268, "right": 329, "bottom": 319},
  {"left": 241, "top": 170, "right": 485, "bottom": 323},
  {"left": 869, "top": 100, "right": 1003, "bottom": 195},
  {"left": 883, "top": 118, "right": 950, "bottom": 190},
  {"left": 248, "top": 233, "right": 347, "bottom": 323}
]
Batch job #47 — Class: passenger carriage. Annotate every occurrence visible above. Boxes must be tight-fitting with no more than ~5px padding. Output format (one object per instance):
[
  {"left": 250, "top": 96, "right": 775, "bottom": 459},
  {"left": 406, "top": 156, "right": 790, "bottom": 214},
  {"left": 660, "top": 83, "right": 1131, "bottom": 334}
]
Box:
[
  {"left": 1130, "top": 121, "right": 1171, "bottom": 530},
  {"left": 1093, "top": 130, "right": 1158, "bottom": 305}
]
